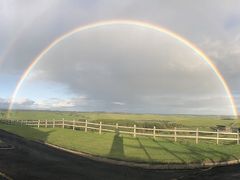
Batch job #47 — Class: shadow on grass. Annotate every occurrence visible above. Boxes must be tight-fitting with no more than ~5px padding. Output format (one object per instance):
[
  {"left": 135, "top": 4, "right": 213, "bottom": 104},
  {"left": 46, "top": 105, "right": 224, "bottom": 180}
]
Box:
[
  {"left": 136, "top": 138, "right": 153, "bottom": 162},
  {"left": 0, "top": 122, "right": 52, "bottom": 143},
  {"left": 207, "top": 147, "right": 238, "bottom": 161},
  {"left": 153, "top": 139, "right": 186, "bottom": 163},
  {"left": 180, "top": 142, "right": 238, "bottom": 162},
  {"left": 155, "top": 138, "right": 238, "bottom": 163},
  {"left": 123, "top": 136, "right": 186, "bottom": 163},
  {"left": 108, "top": 130, "right": 124, "bottom": 158},
  {"left": 123, "top": 136, "right": 239, "bottom": 163}
]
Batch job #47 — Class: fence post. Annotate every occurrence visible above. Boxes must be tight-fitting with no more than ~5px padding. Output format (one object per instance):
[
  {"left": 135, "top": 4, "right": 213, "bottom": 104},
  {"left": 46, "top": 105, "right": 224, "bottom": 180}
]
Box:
[
  {"left": 99, "top": 122, "right": 102, "bottom": 134},
  {"left": 85, "top": 120, "right": 88, "bottom": 132},
  {"left": 134, "top": 124, "right": 136, "bottom": 138},
  {"left": 115, "top": 123, "right": 119, "bottom": 135},
  {"left": 174, "top": 127, "right": 177, "bottom": 142},
  {"left": 217, "top": 130, "right": 219, "bottom": 144},
  {"left": 38, "top": 120, "right": 40, "bottom": 128},
  {"left": 20, "top": 120, "right": 23, "bottom": 126},
  {"left": 196, "top": 128, "right": 199, "bottom": 144},
  {"left": 53, "top": 119, "right": 55, "bottom": 128},
  {"left": 153, "top": 126, "right": 156, "bottom": 140},
  {"left": 62, "top": 118, "right": 65, "bottom": 129},
  {"left": 237, "top": 130, "right": 239, "bottom": 145},
  {"left": 73, "top": 120, "right": 75, "bottom": 130},
  {"left": 45, "top": 120, "right": 47, "bottom": 128}
]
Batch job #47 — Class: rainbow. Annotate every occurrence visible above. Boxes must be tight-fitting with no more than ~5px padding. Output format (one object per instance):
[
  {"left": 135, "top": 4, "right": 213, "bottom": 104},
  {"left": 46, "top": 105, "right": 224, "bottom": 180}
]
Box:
[{"left": 7, "top": 20, "right": 238, "bottom": 117}]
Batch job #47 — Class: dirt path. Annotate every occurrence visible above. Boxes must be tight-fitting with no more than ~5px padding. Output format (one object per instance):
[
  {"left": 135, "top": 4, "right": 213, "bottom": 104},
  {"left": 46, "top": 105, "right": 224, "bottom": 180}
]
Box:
[{"left": 0, "top": 129, "right": 239, "bottom": 180}]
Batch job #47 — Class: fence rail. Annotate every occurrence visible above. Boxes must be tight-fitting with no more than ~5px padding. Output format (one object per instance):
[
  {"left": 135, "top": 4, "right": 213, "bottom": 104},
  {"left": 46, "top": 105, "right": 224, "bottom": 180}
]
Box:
[{"left": 1, "top": 119, "right": 239, "bottom": 145}]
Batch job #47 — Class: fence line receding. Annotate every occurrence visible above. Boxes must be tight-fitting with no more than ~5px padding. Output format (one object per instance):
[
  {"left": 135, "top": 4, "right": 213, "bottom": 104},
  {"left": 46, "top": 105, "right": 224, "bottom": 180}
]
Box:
[{"left": 1, "top": 119, "right": 239, "bottom": 145}]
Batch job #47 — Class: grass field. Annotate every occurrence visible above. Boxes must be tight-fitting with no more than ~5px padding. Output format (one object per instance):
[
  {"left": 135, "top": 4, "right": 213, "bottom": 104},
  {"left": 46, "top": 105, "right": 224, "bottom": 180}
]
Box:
[
  {"left": 1, "top": 123, "right": 240, "bottom": 164},
  {"left": 1, "top": 110, "right": 239, "bottom": 130}
]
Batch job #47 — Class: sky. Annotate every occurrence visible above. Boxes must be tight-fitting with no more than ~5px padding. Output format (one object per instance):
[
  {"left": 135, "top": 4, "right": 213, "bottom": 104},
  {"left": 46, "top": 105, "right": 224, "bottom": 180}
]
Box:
[{"left": 0, "top": 0, "right": 240, "bottom": 115}]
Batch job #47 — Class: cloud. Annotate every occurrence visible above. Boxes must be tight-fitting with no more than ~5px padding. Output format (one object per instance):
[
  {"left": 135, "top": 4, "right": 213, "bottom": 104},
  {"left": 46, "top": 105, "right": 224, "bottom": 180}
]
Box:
[
  {"left": 7, "top": 93, "right": 233, "bottom": 115},
  {"left": 39, "top": 96, "right": 88, "bottom": 109},
  {"left": 15, "top": 25, "right": 233, "bottom": 115},
  {"left": 6, "top": 96, "right": 89, "bottom": 111},
  {"left": 0, "top": 98, "right": 9, "bottom": 109},
  {"left": 1, "top": 0, "right": 240, "bottom": 114},
  {"left": 112, "top": 102, "right": 125, "bottom": 106},
  {"left": 0, "top": 97, "right": 35, "bottom": 109},
  {"left": 1, "top": 0, "right": 240, "bottom": 74},
  {"left": 199, "top": 35, "right": 240, "bottom": 98}
]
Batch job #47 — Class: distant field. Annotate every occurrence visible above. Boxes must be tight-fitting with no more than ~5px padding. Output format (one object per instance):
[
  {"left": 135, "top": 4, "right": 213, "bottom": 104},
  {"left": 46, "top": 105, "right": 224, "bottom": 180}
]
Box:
[
  {"left": 1, "top": 123, "right": 240, "bottom": 164},
  {"left": 0, "top": 110, "right": 239, "bottom": 130}
]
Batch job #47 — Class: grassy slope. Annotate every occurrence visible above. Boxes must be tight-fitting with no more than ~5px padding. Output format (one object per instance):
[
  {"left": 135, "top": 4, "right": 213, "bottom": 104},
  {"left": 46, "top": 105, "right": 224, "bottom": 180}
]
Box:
[{"left": 1, "top": 123, "right": 240, "bottom": 164}]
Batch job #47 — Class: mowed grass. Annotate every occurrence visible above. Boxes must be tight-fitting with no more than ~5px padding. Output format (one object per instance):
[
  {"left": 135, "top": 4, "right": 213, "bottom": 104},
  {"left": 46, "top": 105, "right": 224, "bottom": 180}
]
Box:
[
  {"left": 1, "top": 123, "right": 240, "bottom": 164},
  {"left": 1, "top": 110, "right": 239, "bottom": 130}
]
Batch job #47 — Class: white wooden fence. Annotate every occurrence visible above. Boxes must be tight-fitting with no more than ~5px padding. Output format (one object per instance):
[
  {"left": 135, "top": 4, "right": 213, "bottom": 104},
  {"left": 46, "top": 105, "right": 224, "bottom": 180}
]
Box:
[{"left": 2, "top": 119, "right": 240, "bottom": 145}]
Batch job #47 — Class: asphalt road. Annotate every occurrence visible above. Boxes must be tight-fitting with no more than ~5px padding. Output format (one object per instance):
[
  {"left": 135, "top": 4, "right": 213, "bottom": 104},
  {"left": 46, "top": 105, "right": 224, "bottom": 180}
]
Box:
[{"left": 0, "top": 129, "right": 240, "bottom": 180}]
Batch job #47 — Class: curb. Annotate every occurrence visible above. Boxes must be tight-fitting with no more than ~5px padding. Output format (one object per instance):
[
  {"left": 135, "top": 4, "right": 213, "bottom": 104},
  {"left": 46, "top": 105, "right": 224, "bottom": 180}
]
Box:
[
  {"left": 41, "top": 141, "right": 240, "bottom": 170},
  {"left": 0, "top": 171, "right": 13, "bottom": 180}
]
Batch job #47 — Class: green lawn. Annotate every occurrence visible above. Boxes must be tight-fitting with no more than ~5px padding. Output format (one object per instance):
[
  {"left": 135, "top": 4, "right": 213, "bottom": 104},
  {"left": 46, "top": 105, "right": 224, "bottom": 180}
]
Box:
[{"left": 1, "top": 123, "right": 240, "bottom": 164}]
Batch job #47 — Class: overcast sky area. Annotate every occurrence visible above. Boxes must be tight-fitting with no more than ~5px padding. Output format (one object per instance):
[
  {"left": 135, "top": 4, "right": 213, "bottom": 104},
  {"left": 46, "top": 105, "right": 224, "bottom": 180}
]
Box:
[{"left": 0, "top": 0, "right": 240, "bottom": 115}]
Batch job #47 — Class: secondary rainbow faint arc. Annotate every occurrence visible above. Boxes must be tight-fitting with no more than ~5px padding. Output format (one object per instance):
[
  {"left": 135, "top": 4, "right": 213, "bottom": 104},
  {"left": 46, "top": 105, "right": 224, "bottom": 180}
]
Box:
[{"left": 8, "top": 20, "right": 238, "bottom": 116}]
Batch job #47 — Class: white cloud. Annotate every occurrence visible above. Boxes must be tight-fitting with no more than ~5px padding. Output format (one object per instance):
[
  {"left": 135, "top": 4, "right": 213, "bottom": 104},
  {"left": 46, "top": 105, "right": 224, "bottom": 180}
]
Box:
[
  {"left": 33, "top": 96, "right": 88, "bottom": 110},
  {"left": 0, "top": 97, "right": 35, "bottom": 109},
  {"left": 112, "top": 102, "right": 125, "bottom": 106}
]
